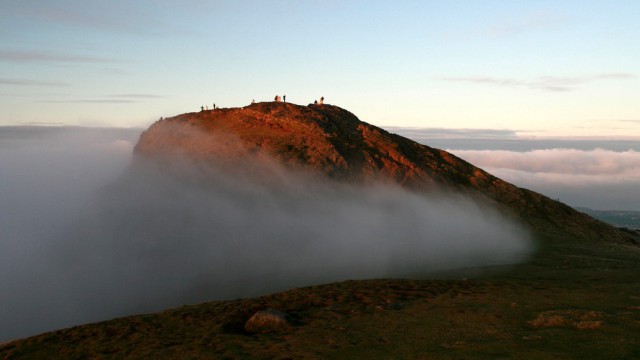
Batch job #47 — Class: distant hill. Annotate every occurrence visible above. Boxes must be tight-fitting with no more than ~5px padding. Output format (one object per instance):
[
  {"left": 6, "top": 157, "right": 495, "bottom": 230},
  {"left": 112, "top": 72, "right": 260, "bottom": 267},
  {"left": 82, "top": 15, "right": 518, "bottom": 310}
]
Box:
[
  {"left": 576, "top": 207, "right": 640, "bottom": 230},
  {"left": 135, "top": 101, "right": 638, "bottom": 244}
]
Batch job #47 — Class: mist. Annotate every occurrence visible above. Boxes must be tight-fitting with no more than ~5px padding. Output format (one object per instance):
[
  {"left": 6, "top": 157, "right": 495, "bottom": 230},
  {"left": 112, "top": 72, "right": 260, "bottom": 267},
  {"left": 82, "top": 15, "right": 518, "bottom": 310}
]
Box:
[{"left": 0, "top": 126, "right": 532, "bottom": 341}]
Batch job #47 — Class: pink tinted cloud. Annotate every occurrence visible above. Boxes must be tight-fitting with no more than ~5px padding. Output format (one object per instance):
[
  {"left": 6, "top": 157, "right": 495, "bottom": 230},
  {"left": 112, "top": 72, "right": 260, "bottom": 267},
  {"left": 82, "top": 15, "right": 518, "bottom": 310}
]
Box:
[
  {"left": 451, "top": 148, "right": 640, "bottom": 179},
  {"left": 441, "top": 73, "right": 636, "bottom": 92},
  {"left": 0, "top": 77, "right": 69, "bottom": 87},
  {"left": 448, "top": 148, "right": 640, "bottom": 210},
  {"left": 488, "top": 11, "right": 563, "bottom": 37},
  {"left": 0, "top": 50, "right": 114, "bottom": 63}
]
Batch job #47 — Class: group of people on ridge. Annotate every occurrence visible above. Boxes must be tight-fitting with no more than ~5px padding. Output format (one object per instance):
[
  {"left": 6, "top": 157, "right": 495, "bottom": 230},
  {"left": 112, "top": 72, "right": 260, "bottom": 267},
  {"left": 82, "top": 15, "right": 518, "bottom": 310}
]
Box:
[
  {"left": 273, "top": 95, "right": 324, "bottom": 105},
  {"left": 200, "top": 95, "right": 326, "bottom": 112},
  {"left": 200, "top": 103, "right": 217, "bottom": 111}
]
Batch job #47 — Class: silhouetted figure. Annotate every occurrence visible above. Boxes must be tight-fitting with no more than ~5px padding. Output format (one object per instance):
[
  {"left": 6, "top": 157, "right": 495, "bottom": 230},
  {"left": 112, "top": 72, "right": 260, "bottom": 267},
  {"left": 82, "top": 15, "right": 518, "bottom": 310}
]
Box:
[
  {"left": 314, "top": 100, "right": 318, "bottom": 105},
  {"left": 319, "top": 96, "right": 324, "bottom": 105},
  {"left": 283, "top": 95, "right": 286, "bottom": 102},
  {"left": 251, "top": 99, "right": 256, "bottom": 104},
  {"left": 200, "top": 106, "right": 204, "bottom": 112},
  {"left": 213, "top": 103, "right": 216, "bottom": 109}
]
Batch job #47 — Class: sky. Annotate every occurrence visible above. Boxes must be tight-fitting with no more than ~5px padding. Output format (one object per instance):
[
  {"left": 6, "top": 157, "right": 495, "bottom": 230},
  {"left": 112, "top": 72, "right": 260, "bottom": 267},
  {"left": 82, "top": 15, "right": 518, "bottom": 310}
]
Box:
[{"left": 1, "top": 1, "right": 639, "bottom": 136}]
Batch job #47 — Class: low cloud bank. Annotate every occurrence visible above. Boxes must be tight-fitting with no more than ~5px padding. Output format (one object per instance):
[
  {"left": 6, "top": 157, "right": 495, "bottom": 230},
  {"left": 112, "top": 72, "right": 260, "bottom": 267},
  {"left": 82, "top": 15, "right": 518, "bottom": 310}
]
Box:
[
  {"left": 452, "top": 148, "right": 640, "bottom": 178},
  {"left": 0, "top": 127, "right": 532, "bottom": 341},
  {"left": 451, "top": 148, "right": 640, "bottom": 211},
  {"left": 386, "top": 126, "right": 640, "bottom": 152}
]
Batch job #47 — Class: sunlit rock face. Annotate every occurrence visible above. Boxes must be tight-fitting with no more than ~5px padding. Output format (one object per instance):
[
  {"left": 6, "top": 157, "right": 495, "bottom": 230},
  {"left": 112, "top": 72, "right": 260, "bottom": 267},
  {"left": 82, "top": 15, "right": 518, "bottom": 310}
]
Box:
[{"left": 135, "top": 101, "right": 637, "bottom": 244}]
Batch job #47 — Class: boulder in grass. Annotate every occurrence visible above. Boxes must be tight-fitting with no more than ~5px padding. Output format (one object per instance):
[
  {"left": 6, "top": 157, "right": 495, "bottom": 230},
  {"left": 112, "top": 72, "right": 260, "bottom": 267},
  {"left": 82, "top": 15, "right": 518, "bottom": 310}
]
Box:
[{"left": 244, "top": 308, "right": 289, "bottom": 334}]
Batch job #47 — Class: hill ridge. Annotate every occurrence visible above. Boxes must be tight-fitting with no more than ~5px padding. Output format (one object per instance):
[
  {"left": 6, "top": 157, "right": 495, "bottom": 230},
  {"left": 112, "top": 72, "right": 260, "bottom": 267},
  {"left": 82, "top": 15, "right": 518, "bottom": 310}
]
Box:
[{"left": 134, "top": 101, "right": 638, "bottom": 244}]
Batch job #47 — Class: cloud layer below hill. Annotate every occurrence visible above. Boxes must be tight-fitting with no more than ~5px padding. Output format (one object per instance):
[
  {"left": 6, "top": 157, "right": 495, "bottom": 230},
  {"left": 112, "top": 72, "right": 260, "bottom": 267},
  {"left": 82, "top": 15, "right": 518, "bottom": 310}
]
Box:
[
  {"left": 387, "top": 126, "right": 640, "bottom": 211},
  {"left": 450, "top": 148, "right": 640, "bottom": 211},
  {"left": 0, "top": 127, "right": 532, "bottom": 341}
]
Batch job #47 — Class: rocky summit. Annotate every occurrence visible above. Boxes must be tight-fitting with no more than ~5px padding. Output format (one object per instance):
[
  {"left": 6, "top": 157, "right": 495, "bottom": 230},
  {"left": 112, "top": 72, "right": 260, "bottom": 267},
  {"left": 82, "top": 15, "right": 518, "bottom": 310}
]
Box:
[{"left": 135, "top": 101, "right": 637, "bottom": 244}]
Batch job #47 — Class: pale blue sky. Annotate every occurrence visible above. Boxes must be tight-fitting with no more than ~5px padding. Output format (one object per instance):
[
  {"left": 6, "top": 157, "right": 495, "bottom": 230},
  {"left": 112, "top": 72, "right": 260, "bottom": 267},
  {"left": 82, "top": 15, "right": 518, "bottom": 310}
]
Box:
[{"left": 1, "top": 0, "right": 639, "bottom": 136}]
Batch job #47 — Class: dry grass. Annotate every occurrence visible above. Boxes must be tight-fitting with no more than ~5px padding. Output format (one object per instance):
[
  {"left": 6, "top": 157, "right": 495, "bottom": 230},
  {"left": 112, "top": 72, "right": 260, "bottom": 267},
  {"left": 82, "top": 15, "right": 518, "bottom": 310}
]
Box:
[{"left": 528, "top": 310, "right": 603, "bottom": 330}]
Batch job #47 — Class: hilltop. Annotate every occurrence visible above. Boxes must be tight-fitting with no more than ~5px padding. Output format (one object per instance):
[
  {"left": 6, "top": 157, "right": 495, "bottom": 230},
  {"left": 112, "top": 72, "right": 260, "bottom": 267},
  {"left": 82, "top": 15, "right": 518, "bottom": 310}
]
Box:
[{"left": 135, "top": 101, "right": 637, "bottom": 244}]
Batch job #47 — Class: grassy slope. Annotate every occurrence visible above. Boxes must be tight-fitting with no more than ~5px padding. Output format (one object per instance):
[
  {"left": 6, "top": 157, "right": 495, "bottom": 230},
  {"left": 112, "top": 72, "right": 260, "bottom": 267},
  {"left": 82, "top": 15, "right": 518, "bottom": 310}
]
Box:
[{"left": 2, "top": 233, "right": 640, "bottom": 359}]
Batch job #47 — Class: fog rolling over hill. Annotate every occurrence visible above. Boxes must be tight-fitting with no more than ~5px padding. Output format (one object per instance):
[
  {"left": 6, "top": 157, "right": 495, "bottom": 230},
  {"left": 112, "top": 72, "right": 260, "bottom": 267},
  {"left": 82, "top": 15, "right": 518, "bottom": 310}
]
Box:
[
  {"left": 0, "top": 125, "right": 531, "bottom": 342},
  {"left": 3, "top": 102, "right": 637, "bottom": 342}
]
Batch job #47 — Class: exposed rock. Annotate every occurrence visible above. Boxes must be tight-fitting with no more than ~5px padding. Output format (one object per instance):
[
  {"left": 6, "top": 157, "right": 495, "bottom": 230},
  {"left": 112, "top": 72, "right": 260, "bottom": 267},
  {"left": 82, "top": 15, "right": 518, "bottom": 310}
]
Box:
[{"left": 244, "top": 308, "right": 289, "bottom": 334}]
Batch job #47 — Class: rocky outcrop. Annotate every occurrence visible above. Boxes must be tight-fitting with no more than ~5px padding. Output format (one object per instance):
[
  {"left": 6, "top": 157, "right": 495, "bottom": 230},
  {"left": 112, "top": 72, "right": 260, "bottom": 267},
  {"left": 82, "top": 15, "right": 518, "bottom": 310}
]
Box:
[
  {"left": 134, "top": 102, "right": 639, "bottom": 244},
  {"left": 244, "top": 309, "right": 289, "bottom": 334}
]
